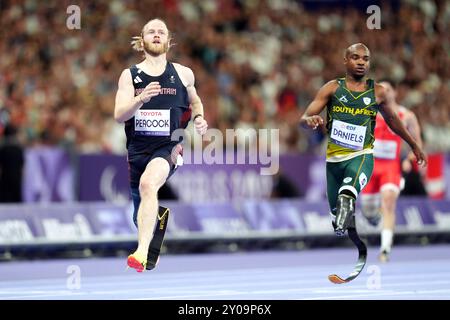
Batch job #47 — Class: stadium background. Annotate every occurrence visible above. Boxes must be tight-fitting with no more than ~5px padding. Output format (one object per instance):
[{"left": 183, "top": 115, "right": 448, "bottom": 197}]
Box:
[{"left": 0, "top": 0, "right": 449, "bottom": 260}]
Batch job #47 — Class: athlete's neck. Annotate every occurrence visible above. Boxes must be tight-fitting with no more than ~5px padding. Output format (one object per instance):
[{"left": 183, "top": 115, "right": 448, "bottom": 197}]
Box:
[
  {"left": 345, "top": 74, "right": 367, "bottom": 91},
  {"left": 141, "top": 54, "right": 167, "bottom": 76}
]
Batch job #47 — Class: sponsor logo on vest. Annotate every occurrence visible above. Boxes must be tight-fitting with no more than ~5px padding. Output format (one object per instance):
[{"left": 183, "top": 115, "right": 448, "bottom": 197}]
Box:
[
  {"left": 139, "top": 111, "right": 163, "bottom": 117},
  {"left": 339, "top": 95, "right": 348, "bottom": 103}
]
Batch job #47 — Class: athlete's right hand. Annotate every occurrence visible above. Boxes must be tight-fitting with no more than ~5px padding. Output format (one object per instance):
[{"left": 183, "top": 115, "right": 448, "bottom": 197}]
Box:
[
  {"left": 138, "top": 82, "right": 161, "bottom": 104},
  {"left": 304, "top": 115, "right": 324, "bottom": 130},
  {"left": 412, "top": 145, "right": 427, "bottom": 167}
]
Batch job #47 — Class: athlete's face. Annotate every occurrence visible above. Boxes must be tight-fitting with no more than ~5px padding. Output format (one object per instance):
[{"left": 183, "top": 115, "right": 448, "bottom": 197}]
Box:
[
  {"left": 142, "top": 20, "right": 170, "bottom": 56},
  {"left": 344, "top": 47, "right": 370, "bottom": 79},
  {"left": 380, "top": 82, "right": 396, "bottom": 101}
]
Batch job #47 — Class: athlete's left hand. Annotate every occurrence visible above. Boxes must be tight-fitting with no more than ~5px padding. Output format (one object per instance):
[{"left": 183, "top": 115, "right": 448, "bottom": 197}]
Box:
[
  {"left": 412, "top": 145, "right": 427, "bottom": 167},
  {"left": 194, "top": 116, "right": 208, "bottom": 135}
]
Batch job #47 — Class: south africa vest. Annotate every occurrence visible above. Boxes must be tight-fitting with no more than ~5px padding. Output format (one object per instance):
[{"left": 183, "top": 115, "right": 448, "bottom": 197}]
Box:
[{"left": 326, "top": 78, "right": 379, "bottom": 162}]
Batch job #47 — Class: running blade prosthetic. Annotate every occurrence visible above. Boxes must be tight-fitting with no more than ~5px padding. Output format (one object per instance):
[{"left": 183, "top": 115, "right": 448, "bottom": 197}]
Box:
[
  {"left": 328, "top": 223, "right": 367, "bottom": 284},
  {"left": 146, "top": 206, "right": 170, "bottom": 270}
]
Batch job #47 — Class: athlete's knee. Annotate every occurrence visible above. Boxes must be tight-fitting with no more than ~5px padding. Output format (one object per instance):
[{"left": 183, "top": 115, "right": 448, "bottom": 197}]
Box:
[
  {"left": 381, "top": 201, "right": 396, "bottom": 216},
  {"left": 139, "top": 178, "right": 160, "bottom": 197},
  {"left": 382, "top": 190, "right": 398, "bottom": 202},
  {"left": 381, "top": 190, "right": 398, "bottom": 213}
]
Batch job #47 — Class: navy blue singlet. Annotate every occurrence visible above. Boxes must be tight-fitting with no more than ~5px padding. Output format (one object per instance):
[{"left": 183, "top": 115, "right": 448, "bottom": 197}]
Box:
[{"left": 125, "top": 62, "right": 191, "bottom": 155}]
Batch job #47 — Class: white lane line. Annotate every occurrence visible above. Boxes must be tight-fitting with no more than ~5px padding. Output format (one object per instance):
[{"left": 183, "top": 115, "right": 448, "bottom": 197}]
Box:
[
  {"left": 3, "top": 268, "right": 450, "bottom": 297},
  {"left": 127, "top": 279, "right": 450, "bottom": 300},
  {"left": 2, "top": 257, "right": 449, "bottom": 286},
  {"left": 3, "top": 260, "right": 450, "bottom": 300},
  {"left": 3, "top": 270, "right": 450, "bottom": 298},
  {"left": 3, "top": 261, "right": 450, "bottom": 292}
]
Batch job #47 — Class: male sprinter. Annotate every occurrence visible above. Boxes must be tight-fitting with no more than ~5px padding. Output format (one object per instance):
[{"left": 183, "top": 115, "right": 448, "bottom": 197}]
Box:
[
  {"left": 361, "top": 80, "right": 423, "bottom": 262},
  {"left": 300, "top": 43, "right": 426, "bottom": 283},
  {"left": 114, "top": 18, "right": 208, "bottom": 272}
]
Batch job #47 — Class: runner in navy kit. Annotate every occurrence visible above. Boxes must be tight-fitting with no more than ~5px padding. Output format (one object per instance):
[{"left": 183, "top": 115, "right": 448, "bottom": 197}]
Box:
[{"left": 114, "top": 18, "right": 208, "bottom": 272}]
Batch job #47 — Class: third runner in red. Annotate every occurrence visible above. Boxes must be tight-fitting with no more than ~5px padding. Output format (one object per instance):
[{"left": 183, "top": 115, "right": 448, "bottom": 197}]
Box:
[{"left": 361, "top": 80, "right": 423, "bottom": 262}]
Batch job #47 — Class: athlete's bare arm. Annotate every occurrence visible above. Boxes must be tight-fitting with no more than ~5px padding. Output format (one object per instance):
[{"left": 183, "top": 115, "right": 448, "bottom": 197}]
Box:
[
  {"left": 300, "top": 80, "right": 338, "bottom": 130},
  {"left": 404, "top": 110, "right": 423, "bottom": 148},
  {"left": 403, "top": 109, "right": 425, "bottom": 164},
  {"left": 376, "top": 84, "right": 427, "bottom": 166},
  {"left": 114, "top": 69, "right": 161, "bottom": 123},
  {"left": 174, "top": 63, "right": 208, "bottom": 135}
]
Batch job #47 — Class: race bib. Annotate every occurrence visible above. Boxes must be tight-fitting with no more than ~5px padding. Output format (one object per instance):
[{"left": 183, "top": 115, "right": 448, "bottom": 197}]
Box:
[
  {"left": 373, "top": 139, "right": 398, "bottom": 159},
  {"left": 134, "top": 109, "right": 170, "bottom": 136},
  {"left": 330, "top": 119, "right": 366, "bottom": 150}
]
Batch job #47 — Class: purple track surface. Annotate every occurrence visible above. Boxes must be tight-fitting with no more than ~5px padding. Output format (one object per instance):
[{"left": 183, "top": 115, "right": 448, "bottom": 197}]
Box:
[{"left": 1, "top": 245, "right": 450, "bottom": 300}]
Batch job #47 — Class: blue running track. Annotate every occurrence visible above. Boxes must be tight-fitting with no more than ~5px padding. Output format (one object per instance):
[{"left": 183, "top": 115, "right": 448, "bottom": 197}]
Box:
[{"left": 1, "top": 245, "right": 450, "bottom": 300}]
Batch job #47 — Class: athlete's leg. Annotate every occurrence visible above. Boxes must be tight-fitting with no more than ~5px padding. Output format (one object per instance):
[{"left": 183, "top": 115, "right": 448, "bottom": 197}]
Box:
[
  {"left": 327, "top": 155, "right": 372, "bottom": 283},
  {"left": 360, "top": 164, "right": 381, "bottom": 226},
  {"left": 378, "top": 160, "right": 402, "bottom": 261},
  {"left": 326, "top": 161, "right": 342, "bottom": 226},
  {"left": 129, "top": 157, "right": 170, "bottom": 267},
  {"left": 335, "top": 154, "right": 374, "bottom": 235},
  {"left": 379, "top": 184, "right": 400, "bottom": 260},
  {"left": 326, "top": 158, "right": 358, "bottom": 235}
]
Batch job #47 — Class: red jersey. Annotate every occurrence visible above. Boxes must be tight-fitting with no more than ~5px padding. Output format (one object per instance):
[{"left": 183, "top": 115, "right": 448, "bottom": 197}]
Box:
[
  {"left": 373, "top": 106, "right": 406, "bottom": 161},
  {"left": 363, "top": 107, "right": 407, "bottom": 194}
]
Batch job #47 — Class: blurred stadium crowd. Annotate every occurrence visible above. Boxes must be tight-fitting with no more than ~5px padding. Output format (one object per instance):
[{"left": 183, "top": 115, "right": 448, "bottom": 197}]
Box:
[{"left": 1, "top": 0, "right": 449, "bottom": 155}]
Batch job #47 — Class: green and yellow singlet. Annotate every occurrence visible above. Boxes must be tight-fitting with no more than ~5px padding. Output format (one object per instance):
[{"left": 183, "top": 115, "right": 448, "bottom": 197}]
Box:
[{"left": 326, "top": 78, "right": 379, "bottom": 162}]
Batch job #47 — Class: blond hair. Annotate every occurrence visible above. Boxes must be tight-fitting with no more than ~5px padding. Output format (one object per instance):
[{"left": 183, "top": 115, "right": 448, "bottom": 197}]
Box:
[{"left": 131, "top": 18, "right": 172, "bottom": 52}]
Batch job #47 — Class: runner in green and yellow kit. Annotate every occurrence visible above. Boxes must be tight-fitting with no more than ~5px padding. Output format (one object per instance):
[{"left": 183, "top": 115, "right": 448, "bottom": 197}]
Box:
[{"left": 300, "top": 43, "right": 426, "bottom": 283}]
